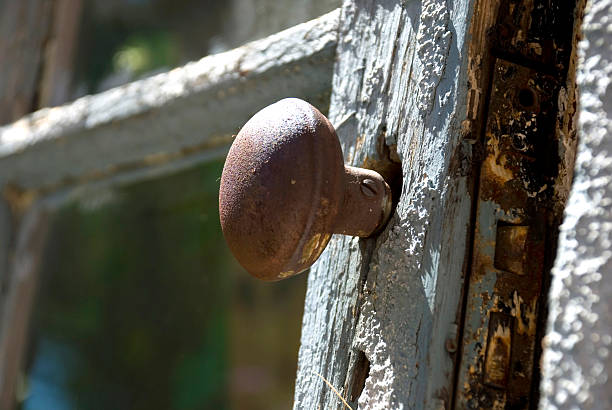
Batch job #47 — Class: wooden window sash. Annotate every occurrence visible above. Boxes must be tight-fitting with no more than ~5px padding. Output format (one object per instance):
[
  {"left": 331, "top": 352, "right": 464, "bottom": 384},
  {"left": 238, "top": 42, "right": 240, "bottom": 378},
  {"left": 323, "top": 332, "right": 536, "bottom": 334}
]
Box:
[{"left": 0, "top": 10, "right": 339, "bottom": 407}]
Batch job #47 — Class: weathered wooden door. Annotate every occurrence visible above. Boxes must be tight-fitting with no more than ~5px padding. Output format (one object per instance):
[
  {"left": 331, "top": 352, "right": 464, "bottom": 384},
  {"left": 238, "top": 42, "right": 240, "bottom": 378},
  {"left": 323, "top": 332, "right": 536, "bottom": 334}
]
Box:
[
  {"left": 292, "top": 1, "right": 591, "bottom": 409},
  {"left": 0, "top": 0, "right": 610, "bottom": 409},
  {"left": 294, "top": 0, "right": 474, "bottom": 407}
]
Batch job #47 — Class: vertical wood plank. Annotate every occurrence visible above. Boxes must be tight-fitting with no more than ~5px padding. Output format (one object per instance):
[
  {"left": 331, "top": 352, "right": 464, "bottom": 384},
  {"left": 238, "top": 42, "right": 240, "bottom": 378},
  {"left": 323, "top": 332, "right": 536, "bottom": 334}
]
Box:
[
  {"left": 0, "top": 0, "right": 81, "bottom": 125},
  {"left": 0, "top": 207, "right": 49, "bottom": 408},
  {"left": 0, "top": 0, "right": 55, "bottom": 124},
  {"left": 540, "top": 1, "right": 612, "bottom": 408},
  {"left": 38, "top": 0, "right": 82, "bottom": 108},
  {"left": 0, "top": 199, "right": 12, "bottom": 289},
  {"left": 294, "top": 0, "right": 475, "bottom": 408}
]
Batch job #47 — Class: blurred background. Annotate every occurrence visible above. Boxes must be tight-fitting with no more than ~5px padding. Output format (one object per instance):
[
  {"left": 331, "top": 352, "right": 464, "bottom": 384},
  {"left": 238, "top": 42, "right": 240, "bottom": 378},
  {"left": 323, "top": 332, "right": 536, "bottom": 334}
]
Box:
[{"left": 0, "top": 0, "right": 340, "bottom": 409}]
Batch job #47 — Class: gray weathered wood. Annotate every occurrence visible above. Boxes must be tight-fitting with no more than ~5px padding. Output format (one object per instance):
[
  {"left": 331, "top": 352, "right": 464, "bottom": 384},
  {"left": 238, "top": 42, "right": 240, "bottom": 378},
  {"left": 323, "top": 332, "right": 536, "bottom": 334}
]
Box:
[
  {"left": 0, "top": 0, "right": 54, "bottom": 125},
  {"left": 0, "top": 207, "right": 49, "bottom": 408},
  {"left": 0, "top": 9, "right": 339, "bottom": 196},
  {"left": 0, "top": 198, "right": 11, "bottom": 301},
  {"left": 37, "top": 0, "right": 83, "bottom": 108},
  {"left": 540, "top": 1, "right": 612, "bottom": 409},
  {"left": 0, "top": 0, "right": 81, "bottom": 125},
  {"left": 294, "top": 1, "right": 474, "bottom": 408}
]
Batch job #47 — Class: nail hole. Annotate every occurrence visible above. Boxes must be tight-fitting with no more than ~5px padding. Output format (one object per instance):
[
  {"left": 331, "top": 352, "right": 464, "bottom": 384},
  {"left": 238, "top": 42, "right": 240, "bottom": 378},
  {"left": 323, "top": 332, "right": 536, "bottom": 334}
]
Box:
[
  {"left": 514, "top": 360, "right": 524, "bottom": 373},
  {"left": 518, "top": 88, "right": 535, "bottom": 108}
]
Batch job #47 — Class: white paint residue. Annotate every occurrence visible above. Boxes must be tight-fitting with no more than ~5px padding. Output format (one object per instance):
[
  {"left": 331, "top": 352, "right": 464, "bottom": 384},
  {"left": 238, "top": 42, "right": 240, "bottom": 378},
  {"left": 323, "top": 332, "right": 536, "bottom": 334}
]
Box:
[{"left": 416, "top": 0, "right": 452, "bottom": 114}]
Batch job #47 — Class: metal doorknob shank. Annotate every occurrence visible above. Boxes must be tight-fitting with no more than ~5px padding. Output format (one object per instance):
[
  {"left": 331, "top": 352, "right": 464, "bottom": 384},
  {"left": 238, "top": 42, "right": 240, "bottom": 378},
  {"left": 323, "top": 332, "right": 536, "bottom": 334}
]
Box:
[{"left": 219, "top": 98, "right": 392, "bottom": 281}]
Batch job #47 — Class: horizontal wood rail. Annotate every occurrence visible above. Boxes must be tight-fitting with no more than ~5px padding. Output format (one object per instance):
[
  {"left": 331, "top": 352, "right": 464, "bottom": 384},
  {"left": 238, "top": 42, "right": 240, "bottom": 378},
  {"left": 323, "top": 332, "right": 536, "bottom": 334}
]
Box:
[{"left": 0, "top": 9, "right": 339, "bottom": 203}]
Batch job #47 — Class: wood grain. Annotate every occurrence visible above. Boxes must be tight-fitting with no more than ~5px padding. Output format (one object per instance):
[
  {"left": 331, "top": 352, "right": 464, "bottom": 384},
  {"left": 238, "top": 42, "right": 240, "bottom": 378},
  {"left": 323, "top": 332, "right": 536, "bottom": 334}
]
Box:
[
  {"left": 0, "top": 207, "right": 49, "bottom": 409},
  {"left": 294, "top": 1, "right": 475, "bottom": 408},
  {"left": 0, "top": 0, "right": 81, "bottom": 125},
  {"left": 0, "top": 0, "right": 55, "bottom": 124}
]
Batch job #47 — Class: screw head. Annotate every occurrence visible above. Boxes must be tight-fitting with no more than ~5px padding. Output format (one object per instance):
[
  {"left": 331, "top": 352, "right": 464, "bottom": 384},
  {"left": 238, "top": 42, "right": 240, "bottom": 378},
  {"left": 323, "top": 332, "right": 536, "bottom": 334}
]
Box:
[{"left": 360, "top": 179, "right": 378, "bottom": 197}]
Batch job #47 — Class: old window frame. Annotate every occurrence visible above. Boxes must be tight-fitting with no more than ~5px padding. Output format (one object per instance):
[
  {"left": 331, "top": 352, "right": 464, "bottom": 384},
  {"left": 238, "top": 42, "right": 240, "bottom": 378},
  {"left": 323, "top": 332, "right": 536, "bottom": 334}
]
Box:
[
  {"left": 1, "top": 1, "right": 609, "bottom": 408},
  {"left": 0, "top": 10, "right": 339, "bottom": 407}
]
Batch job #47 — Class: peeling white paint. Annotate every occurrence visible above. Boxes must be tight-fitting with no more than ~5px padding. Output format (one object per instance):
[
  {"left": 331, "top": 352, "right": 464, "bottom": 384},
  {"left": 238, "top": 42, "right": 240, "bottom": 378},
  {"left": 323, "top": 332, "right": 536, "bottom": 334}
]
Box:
[{"left": 294, "top": 1, "right": 473, "bottom": 408}]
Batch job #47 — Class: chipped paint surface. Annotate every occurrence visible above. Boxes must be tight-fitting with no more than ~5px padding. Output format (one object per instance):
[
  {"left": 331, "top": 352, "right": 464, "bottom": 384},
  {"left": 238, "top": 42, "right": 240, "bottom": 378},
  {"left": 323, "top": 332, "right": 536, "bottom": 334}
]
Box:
[
  {"left": 299, "top": 233, "right": 331, "bottom": 265},
  {"left": 484, "top": 318, "right": 512, "bottom": 387},
  {"left": 0, "top": 9, "right": 340, "bottom": 195},
  {"left": 540, "top": 1, "right": 612, "bottom": 408},
  {"left": 278, "top": 270, "right": 295, "bottom": 279},
  {"left": 294, "top": 0, "right": 475, "bottom": 408}
]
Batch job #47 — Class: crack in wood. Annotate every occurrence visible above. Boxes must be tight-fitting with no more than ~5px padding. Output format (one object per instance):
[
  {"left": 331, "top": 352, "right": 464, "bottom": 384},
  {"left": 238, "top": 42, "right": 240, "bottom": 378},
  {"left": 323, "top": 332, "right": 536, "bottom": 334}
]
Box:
[{"left": 349, "top": 350, "right": 371, "bottom": 402}]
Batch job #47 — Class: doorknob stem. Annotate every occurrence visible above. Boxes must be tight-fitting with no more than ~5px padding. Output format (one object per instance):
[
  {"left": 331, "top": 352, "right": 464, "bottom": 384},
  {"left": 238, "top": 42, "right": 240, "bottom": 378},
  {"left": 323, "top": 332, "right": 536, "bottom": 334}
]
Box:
[{"left": 333, "top": 165, "right": 392, "bottom": 237}]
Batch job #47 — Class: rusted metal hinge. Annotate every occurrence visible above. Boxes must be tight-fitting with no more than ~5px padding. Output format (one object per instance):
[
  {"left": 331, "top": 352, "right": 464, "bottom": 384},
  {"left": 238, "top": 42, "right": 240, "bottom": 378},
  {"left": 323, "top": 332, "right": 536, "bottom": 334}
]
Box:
[{"left": 454, "top": 1, "right": 579, "bottom": 409}]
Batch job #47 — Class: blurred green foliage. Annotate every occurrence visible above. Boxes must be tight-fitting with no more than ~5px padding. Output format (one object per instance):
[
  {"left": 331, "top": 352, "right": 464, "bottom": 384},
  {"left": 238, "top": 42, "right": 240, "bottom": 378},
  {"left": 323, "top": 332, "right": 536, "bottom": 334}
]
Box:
[
  {"left": 112, "top": 33, "right": 179, "bottom": 75},
  {"left": 27, "top": 161, "right": 231, "bottom": 410},
  {"left": 23, "top": 160, "right": 307, "bottom": 410},
  {"left": 74, "top": 0, "right": 227, "bottom": 93},
  {"left": 19, "top": 1, "right": 342, "bottom": 408}
]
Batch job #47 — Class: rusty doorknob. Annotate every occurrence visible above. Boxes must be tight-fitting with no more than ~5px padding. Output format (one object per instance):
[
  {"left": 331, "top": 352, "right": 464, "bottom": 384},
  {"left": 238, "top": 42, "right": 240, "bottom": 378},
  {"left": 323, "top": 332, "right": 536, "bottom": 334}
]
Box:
[{"left": 219, "top": 98, "right": 392, "bottom": 281}]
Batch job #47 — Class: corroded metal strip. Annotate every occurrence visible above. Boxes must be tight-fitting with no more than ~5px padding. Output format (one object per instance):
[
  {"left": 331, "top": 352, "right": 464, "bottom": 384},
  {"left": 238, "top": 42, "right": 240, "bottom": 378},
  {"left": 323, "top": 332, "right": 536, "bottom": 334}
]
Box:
[
  {"left": 455, "top": 1, "right": 580, "bottom": 408},
  {"left": 457, "top": 59, "right": 556, "bottom": 409}
]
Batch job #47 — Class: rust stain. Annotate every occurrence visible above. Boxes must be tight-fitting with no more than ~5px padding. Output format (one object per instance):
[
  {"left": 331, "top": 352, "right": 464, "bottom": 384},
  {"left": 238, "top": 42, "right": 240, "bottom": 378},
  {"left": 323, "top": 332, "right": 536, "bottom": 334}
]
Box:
[
  {"left": 457, "top": 1, "right": 581, "bottom": 408},
  {"left": 481, "top": 291, "right": 490, "bottom": 306},
  {"left": 219, "top": 99, "right": 346, "bottom": 281},
  {"left": 2, "top": 183, "right": 37, "bottom": 216},
  {"left": 484, "top": 322, "right": 511, "bottom": 386},
  {"left": 317, "top": 197, "right": 331, "bottom": 218},
  {"left": 354, "top": 134, "right": 365, "bottom": 154},
  {"left": 299, "top": 233, "right": 331, "bottom": 265},
  {"left": 494, "top": 225, "right": 529, "bottom": 275},
  {"left": 511, "top": 291, "right": 537, "bottom": 336},
  {"left": 492, "top": 398, "right": 506, "bottom": 410}
]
